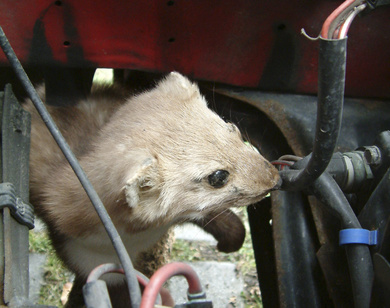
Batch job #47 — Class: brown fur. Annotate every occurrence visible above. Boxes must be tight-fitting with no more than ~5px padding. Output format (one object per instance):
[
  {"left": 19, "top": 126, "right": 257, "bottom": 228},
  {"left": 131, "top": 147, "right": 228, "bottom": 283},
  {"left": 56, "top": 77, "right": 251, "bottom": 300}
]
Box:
[{"left": 25, "top": 72, "right": 279, "bottom": 307}]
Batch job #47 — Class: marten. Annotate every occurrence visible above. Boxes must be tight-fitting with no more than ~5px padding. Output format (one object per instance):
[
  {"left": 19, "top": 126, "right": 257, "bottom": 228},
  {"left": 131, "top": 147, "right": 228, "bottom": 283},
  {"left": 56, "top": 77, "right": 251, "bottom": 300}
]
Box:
[{"left": 25, "top": 72, "right": 280, "bottom": 307}]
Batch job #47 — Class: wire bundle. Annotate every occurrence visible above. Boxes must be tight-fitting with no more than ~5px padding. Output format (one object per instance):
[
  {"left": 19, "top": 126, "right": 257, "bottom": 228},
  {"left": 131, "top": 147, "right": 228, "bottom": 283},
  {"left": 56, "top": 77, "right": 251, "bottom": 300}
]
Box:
[{"left": 321, "top": 0, "right": 367, "bottom": 39}]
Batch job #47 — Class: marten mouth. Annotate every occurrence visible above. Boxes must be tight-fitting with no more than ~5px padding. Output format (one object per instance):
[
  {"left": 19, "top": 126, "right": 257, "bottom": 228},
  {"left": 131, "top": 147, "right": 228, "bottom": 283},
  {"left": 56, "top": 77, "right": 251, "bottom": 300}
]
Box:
[
  {"left": 222, "top": 190, "right": 272, "bottom": 209},
  {"left": 249, "top": 191, "right": 272, "bottom": 204}
]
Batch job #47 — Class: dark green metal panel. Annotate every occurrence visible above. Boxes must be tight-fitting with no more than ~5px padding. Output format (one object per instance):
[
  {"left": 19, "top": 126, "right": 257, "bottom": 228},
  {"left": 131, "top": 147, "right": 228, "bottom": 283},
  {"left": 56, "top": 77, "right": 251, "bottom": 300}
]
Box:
[{"left": 0, "top": 84, "right": 31, "bottom": 306}]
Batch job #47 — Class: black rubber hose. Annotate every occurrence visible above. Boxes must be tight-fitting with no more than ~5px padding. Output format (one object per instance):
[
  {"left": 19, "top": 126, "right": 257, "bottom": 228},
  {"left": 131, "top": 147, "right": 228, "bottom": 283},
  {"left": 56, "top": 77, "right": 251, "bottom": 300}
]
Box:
[
  {"left": 311, "top": 172, "right": 374, "bottom": 308},
  {"left": 0, "top": 26, "right": 142, "bottom": 307},
  {"left": 283, "top": 156, "right": 374, "bottom": 307},
  {"left": 280, "top": 38, "right": 347, "bottom": 191},
  {"left": 271, "top": 190, "right": 325, "bottom": 307}
]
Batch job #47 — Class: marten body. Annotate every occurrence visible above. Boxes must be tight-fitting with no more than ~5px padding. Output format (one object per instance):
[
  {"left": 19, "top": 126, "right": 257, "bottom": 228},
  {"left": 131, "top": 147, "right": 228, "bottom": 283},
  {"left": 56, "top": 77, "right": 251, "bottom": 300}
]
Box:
[{"left": 25, "top": 72, "right": 279, "bottom": 306}]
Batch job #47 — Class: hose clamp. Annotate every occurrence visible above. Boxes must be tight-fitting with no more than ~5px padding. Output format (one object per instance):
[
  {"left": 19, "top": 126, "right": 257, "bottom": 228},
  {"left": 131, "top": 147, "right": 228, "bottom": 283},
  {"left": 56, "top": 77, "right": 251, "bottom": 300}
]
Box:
[{"left": 339, "top": 228, "right": 378, "bottom": 246}]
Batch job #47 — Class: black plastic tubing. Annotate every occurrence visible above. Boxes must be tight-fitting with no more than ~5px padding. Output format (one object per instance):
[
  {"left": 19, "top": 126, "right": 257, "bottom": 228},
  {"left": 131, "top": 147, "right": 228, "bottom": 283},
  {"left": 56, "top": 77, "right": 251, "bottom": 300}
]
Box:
[
  {"left": 311, "top": 172, "right": 374, "bottom": 308},
  {"left": 280, "top": 38, "right": 347, "bottom": 191}
]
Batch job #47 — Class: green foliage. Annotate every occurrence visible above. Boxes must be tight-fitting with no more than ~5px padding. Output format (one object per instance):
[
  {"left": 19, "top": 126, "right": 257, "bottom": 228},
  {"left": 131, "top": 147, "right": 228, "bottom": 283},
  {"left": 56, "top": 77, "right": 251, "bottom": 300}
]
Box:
[
  {"left": 29, "top": 231, "right": 71, "bottom": 307},
  {"left": 171, "top": 210, "right": 263, "bottom": 308},
  {"left": 29, "top": 230, "right": 51, "bottom": 254},
  {"left": 29, "top": 209, "right": 263, "bottom": 307}
]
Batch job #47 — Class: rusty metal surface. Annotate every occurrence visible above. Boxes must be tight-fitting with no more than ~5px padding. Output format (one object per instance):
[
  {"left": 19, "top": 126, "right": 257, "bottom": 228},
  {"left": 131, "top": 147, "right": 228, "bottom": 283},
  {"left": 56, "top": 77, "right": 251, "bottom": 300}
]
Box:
[
  {"left": 215, "top": 89, "right": 390, "bottom": 156},
  {"left": 0, "top": 1, "right": 389, "bottom": 99}
]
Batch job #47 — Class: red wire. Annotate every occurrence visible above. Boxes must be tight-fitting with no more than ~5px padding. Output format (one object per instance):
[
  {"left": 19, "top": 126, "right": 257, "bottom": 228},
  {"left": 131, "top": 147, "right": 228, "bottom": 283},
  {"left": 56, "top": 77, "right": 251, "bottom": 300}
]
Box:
[
  {"left": 86, "top": 263, "right": 162, "bottom": 305},
  {"left": 337, "top": 3, "right": 367, "bottom": 39},
  {"left": 271, "top": 161, "right": 294, "bottom": 170},
  {"left": 321, "top": 0, "right": 356, "bottom": 39},
  {"left": 140, "top": 262, "right": 203, "bottom": 308}
]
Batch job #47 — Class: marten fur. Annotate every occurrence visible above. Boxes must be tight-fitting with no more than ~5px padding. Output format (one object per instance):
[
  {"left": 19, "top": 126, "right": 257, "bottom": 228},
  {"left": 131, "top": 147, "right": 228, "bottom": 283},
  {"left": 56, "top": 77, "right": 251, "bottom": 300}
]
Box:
[{"left": 25, "top": 72, "right": 280, "bottom": 307}]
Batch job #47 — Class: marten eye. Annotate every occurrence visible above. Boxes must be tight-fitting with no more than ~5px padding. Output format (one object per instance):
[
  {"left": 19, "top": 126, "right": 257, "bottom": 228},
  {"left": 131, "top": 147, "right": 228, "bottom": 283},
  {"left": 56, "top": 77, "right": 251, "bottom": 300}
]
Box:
[{"left": 208, "top": 170, "right": 230, "bottom": 188}]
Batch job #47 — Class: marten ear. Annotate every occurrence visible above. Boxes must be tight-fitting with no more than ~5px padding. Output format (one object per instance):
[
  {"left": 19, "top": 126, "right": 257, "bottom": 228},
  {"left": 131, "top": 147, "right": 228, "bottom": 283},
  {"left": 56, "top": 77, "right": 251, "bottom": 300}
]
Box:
[
  {"left": 156, "top": 72, "right": 202, "bottom": 100},
  {"left": 124, "top": 157, "right": 159, "bottom": 208}
]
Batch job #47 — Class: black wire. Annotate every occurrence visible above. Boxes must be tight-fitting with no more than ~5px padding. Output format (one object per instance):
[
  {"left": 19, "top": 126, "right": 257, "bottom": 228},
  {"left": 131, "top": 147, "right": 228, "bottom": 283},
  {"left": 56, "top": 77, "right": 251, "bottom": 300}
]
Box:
[
  {"left": 0, "top": 26, "right": 142, "bottom": 307},
  {"left": 311, "top": 172, "right": 374, "bottom": 308}
]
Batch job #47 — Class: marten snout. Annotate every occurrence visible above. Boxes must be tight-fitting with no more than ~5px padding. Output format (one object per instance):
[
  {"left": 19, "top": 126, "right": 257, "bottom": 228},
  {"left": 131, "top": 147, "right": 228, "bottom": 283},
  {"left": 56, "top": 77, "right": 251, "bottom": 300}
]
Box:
[{"left": 271, "top": 177, "right": 283, "bottom": 191}]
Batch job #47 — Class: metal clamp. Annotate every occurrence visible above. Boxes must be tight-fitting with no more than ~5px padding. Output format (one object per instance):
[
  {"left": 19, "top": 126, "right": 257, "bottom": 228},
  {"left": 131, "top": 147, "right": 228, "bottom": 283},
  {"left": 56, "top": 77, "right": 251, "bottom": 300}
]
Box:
[
  {"left": 339, "top": 228, "right": 378, "bottom": 246},
  {"left": 0, "top": 182, "right": 34, "bottom": 229}
]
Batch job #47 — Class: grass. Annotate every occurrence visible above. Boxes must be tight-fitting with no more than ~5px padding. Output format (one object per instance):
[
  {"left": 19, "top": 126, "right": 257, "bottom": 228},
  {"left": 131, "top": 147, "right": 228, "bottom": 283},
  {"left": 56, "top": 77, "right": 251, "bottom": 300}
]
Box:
[
  {"left": 171, "top": 239, "right": 262, "bottom": 308},
  {"left": 29, "top": 231, "right": 72, "bottom": 307},
  {"left": 29, "top": 210, "right": 263, "bottom": 308},
  {"left": 170, "top": 210, "right": 263, "bottom": 308}
]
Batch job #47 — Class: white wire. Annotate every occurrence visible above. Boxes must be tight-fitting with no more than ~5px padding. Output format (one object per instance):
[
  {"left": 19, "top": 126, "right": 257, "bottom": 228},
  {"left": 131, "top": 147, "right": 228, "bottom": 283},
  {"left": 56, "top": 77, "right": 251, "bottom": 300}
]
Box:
[{"left": 338, "top": 4, "right": 367, "bottom": 38}]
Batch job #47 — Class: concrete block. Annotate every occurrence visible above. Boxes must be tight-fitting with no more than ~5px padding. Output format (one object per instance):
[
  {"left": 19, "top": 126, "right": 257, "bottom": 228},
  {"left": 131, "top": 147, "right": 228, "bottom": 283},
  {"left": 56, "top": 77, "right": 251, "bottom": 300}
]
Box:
[{"left": 167, "top": 261, "right": 244, "bottom": 308}]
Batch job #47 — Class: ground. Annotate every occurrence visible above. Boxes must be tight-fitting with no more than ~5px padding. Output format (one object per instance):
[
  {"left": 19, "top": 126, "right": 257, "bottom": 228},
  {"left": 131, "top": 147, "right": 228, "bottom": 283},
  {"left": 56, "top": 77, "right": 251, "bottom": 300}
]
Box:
[{"left": 29, "top": 209, "right": 263, "bottom": 307}]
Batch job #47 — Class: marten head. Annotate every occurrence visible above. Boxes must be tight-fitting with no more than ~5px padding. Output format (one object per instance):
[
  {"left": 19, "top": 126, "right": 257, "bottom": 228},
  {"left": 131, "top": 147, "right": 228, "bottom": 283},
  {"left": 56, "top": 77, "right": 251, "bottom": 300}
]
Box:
[{"left": 103, "top": 72, "right": 280, "bottom": 228}]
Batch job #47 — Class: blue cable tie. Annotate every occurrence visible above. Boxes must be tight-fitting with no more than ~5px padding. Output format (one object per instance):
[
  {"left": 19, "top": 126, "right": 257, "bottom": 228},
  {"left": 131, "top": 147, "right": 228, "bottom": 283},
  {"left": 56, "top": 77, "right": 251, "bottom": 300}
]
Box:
[{"left": 339, "top": 228, "right": 378, "bottom": 246}]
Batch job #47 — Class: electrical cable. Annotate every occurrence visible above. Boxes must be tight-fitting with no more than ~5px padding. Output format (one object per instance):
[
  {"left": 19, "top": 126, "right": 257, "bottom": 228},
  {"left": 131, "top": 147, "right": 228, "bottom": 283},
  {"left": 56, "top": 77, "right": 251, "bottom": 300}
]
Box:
[
  {"left": 0, "top": 26, "right": 142, "bottom": 307},
  {"left": 278, "top": 155, "right": 302, "bottom": 162},
  {"left": 338, "top": 4, "right": 367, "bottom": 38},
  {"left": 271, "top": 160, "right": 294, "bottom": 171},
  {"left": 86, "top": 263, "right": 162, "bottom": 306},
  {"left": 279, "top": 38, "right": 347, "bottom": 191},
  {"left": 140, "top": 262, "right": 204, "bottom": 308},
  {"left": 321, "top": 0, "right": 356, "bottom": 38},
  {"left": 321, "top": 0, "right": 366, "bottom": 39},
  {"left": 288, "top": 1, "right": 372, "bottom": 306}
]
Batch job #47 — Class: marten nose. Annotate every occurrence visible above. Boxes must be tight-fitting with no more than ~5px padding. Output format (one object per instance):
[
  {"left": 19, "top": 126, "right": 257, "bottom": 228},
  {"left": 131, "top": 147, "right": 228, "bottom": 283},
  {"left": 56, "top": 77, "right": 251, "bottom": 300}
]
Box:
[{"left": 271, "top": 177, "right": 283, "bottom": 191}]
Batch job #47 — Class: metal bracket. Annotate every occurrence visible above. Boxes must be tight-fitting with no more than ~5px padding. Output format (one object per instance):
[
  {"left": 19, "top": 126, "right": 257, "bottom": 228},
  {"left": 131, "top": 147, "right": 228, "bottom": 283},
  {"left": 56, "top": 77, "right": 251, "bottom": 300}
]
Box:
[
  {"left": 0, "top": 182, "right": 34, "bottom": 229},
  {"left": 174, "top": 291, "right": 213, "bottom": 308},
  {"left": 174, "top": 300, "right": 213, "bottom": 308}
]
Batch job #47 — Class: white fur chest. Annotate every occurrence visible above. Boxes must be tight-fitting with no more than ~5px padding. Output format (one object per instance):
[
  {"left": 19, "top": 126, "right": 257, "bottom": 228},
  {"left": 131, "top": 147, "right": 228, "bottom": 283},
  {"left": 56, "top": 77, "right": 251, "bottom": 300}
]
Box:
[{"left": 63, "top": 224, "right": 172, "bottom": 283}]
